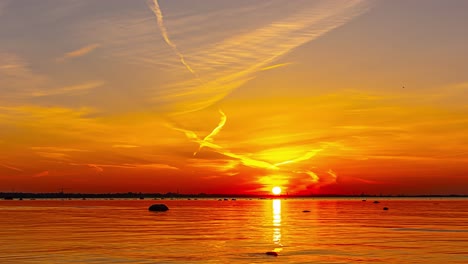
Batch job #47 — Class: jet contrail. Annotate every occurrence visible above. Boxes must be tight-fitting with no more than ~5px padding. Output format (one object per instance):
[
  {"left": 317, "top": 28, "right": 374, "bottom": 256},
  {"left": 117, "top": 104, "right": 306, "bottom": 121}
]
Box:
[
  {"left": 275, "top": 149, "right": 322, "bottom": 167},
  {"left": 170, "top": 110, "right": 325, "bottom": 173},
  {"left": 0, "top": 162, "right": 23, "bottom": 172},
  {"left": 194, "top": 109, "right": 227, "bottom": 155},
  {"left": 148, "top": 0, "right": 198, "bottom": 76}
]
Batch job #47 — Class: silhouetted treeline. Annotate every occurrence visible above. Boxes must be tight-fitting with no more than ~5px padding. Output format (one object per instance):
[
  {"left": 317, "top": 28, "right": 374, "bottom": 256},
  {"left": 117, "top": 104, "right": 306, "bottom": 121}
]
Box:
[{"left": 1, "top": 192, "right": 467, "bottom": 200}]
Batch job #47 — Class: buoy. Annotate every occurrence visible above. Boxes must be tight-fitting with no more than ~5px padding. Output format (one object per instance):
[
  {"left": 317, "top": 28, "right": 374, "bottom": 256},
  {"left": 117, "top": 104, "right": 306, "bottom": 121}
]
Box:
[{"left": 266, "top": 251, "right": 278, "bottom": 256}]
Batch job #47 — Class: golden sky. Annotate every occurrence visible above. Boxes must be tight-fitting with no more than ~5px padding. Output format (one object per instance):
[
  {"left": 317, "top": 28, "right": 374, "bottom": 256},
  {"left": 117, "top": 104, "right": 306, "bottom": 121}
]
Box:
[{"left": 1, "top": 0, "right": 467, "bottom": 195}]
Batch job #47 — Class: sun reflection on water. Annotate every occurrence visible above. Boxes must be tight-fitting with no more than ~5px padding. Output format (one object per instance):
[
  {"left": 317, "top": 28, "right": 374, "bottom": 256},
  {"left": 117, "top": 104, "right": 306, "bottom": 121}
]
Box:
[{"left": 272, "top": 199, "right": 283, "bottom": 251}]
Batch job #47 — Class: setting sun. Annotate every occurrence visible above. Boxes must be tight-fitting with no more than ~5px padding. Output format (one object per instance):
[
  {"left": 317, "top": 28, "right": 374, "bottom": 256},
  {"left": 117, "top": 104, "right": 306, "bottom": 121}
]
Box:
[{"left": 272, "top": 186, "right": 282, "bottom": 195}]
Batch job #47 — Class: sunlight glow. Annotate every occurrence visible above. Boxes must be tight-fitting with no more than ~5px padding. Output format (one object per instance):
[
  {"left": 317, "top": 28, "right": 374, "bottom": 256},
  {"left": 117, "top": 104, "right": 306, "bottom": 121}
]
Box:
[{"left": 272, "top": 186, "right": 282, "bottom": 195}]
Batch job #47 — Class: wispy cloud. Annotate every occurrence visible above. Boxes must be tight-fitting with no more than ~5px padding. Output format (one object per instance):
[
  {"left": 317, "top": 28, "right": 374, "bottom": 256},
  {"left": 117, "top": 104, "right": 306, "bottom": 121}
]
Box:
[
  {"left": 0, "top": 162, "right": 23, "bottom": 172},
  {"left": 33, "top": 171, "right": 49, "bottom": 178},
  {"left": 31, "top": 147, "right": 88, "bottom": 152},
  {"left": 112, "top": 144, "right": 140, "bottom": 149},
  {"left": 35, "top": 152, "right": 70, "bottom": 161},
  {"left": 57, "top": 43, "right": 100, "bottom": 62},
  {"left": 171, "top": 110, "right": 324, "bottom": 173},
  {"left": 0, "top": 52, "right": 48, "bottom": 101},
  {"left": 147, "top": 0, "right": 198, "bottom": 77},
  {"left": 0, "top": 52, "right": 103, "bottom": 101},
  {"left": 31, "top": 80, "right": 104, "bottom": 97},
  {"left": 260, "top": 62, "right": 294, "bottom": 72},
  {"left": 150, "top": 0, "right": 370, "bottom": 113},
  {"left": 78, "top": 162, "right": 179, "bottom": 172},
  {"left": 327, "top": 169, "right": 338, "bottom": 180}
]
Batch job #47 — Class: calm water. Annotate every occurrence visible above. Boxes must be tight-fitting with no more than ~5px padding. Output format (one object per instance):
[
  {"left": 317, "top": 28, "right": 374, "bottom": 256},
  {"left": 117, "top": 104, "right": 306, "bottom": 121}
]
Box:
[{"left": 1, "top": 198, "right": 467, "bottom": 263}]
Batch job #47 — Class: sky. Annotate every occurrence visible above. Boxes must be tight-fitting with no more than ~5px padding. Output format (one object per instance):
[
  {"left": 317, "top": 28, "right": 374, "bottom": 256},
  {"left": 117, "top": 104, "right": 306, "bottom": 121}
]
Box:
[{"left": 1, "top": 0, "right": 467, "bottom": 195}]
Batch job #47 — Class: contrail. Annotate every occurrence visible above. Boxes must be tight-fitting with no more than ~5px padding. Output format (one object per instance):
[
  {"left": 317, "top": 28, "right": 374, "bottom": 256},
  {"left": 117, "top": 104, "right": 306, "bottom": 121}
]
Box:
[
  {"left": 158, "top": 0, "right": 371, "bottom": 114},
  {"left": 260, "top": 62, "right": 293, "bottom": 72},
  {"left": 0, "top": 162, "right": 23, "bottom": 172},
  {"left": 148, "top": 0, "right": 198, "bottom": 76},
  {"left": 275, "top": 149, "right": 322, "bottom": 166},
  {"left": 194, "top": 109, "right": 227, "bottom": 155},
  {"left": 170, "top": 110, "right": 324, "bottom": 172}
]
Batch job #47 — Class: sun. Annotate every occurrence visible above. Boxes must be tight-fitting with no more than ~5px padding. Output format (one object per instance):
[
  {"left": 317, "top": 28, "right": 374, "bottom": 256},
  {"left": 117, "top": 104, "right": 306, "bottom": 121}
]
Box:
[{"left": 272, "top": 186, "right": 282, "bottom": 195}]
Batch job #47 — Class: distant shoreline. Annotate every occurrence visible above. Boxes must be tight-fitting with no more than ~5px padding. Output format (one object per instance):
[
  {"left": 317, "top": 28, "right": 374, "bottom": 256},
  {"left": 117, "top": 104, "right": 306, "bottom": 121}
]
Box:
[{"left": 1, "top": 192, "right": 467, "bottom": 200}]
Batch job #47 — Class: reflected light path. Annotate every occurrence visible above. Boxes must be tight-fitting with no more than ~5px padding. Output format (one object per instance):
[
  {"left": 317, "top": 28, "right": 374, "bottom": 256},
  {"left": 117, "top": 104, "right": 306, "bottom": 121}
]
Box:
[{"left": 272, "top": 199, "right": 283, "bottom": 252}]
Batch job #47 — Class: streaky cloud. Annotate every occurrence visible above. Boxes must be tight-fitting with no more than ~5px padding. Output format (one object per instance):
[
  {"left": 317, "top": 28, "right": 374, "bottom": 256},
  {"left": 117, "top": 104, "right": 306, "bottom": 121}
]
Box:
[
  {"left": 147, "top": 0, "right": 198, "bottom": 77},
  {"left": 260, "top": 62, "right": 293, "bottom": 72},
  {"left": 57, "top": 43, "right": 100, "bottom": 62},
  {"left": 31, "top": 81, "right": 104, "bottom": 97},
  {"left": 194, "top": 109, "right": 227, "bottom": 155},
  {"left": 155, "top": 0, "right": 371, "bottom": 113},
  {"left": 171, "top": 110, "right": 327, "bottom": 172},
  {"left": 0, "top": 162, "right": 23, "bottom": 172}
]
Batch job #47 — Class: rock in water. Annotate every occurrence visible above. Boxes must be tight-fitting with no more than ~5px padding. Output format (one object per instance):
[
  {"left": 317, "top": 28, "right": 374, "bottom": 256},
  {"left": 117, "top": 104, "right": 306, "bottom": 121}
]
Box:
[
  {"left": 148, "top": 204, "right": 169, "bottom": 212},
  {"left": 266, "top": 251, "right": 278, "bottom": 256}
]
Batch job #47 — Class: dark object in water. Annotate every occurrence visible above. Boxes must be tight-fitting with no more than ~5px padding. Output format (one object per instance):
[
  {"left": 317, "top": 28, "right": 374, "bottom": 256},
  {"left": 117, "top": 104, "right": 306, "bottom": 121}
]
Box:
[
  {"left": 373, "top": 201, "right": 380, "bottom": 204},
  {"left": 266, "top": 251, "right": 278, "bottom": 256},
  {"left": 148, "top": 204, "right": 169, "bottom": 212},
  {"left": 383, "top": 207, "right": 389, "bottom": 210},
  {"left": 362, "top": 199, "right": 367, "bottom": 202},
  {"left": 139, "top": 197, "right": 144, "bottom": 200},
  {"left": 302, "top": 210, "right": 311, "bottom": 213}
]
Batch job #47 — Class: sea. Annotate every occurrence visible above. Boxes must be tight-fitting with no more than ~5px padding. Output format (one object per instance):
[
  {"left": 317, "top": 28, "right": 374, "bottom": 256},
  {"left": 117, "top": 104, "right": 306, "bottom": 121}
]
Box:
[{"left": 0, "top": 198, "right": 467, "bottom": 263}]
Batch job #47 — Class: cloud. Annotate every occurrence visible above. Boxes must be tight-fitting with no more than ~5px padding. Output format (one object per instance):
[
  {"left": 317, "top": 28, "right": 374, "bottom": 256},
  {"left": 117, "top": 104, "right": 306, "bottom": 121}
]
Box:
[
  {"left": 87, "top": 164, "right": 104, "bottom": 172},
  {"left": 260, "top": 62, "right": 294, "bottom": 72},
  {"left": 0, "top": 162, "right": 23, "bottom": 172},
  {"left": 327, "top": 169, "right": 338, "bottom": 180},
  {"left": 78, "top": 162, "right": 179, "bottom": 172},
  {"left": 0, "top": 52, "right": 48, "bottom": 101},
  {"left": 31, "top": 80, "right": 104, "bottom": 97},
  {"left": 112, "top": 144, "right": 140, "bottom": 149},
  {"left": 149, "top": 0, "right": 371, "bottom": 113},
  {"left": 31, "top": 147, "right": 88, "bottom": 152},
  {"left": 57, "top": 43, "right": 100, "bottom": 62},
  {"left": 0, "top": 52, "right": 103, "bottom": 102},
  {"left": 147, "top": 0, "right": 198, "bottom": 77},
  {"left": 35, "top": 152, "right": 70, "bottom": 161},
  {"left": 33, "top": 171, "right": 49, "bottom": 178},
  {"left": 171, "top": 110, "right": 325, "bottom": 173}
]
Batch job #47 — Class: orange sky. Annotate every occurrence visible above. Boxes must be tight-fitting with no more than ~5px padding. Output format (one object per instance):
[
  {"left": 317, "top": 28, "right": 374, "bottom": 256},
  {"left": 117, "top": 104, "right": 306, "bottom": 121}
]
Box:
[{"left": 0, "top": 0, "right": 467, "bottom": 195}]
